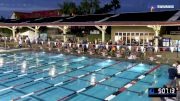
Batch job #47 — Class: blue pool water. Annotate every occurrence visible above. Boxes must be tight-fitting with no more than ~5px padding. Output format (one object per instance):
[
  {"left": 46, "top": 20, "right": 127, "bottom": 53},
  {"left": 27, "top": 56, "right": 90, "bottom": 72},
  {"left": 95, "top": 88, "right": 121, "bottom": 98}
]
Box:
[{"left": 0, "top": 52, "right": 170, "bottom": 101}]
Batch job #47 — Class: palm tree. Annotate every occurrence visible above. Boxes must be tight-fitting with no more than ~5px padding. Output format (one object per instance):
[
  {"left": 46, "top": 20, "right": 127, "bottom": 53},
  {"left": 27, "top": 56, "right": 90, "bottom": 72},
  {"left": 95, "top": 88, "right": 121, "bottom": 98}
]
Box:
[
  {"left": 111, "top": 0, "right": 120, "bottom": 13},
  {"left": 95, "top": 0, "right": 120, "bottom": 14},
  {"left": 96, "top": 3, "right": 113, "bottom": 14},
  {"left": 0, "top": 16, "right": 5, "bottom": 20},
  {"left": 104, "top": 4, "right": 113, "bottom": 13},
  {"left": 91, "top": 0, "right": 100, "bottom": 13},
  {"left": 79, "top": 0, "right": 91, "bottom": 14},
  {"left": 79, "top": 0, "right": 100, "bottom": 14},
  {"left": 59, "top": 1, "right": 77, "bottom": 16},
  {"left": 87, "top": 0, "right": 100, "bottom": 14}
]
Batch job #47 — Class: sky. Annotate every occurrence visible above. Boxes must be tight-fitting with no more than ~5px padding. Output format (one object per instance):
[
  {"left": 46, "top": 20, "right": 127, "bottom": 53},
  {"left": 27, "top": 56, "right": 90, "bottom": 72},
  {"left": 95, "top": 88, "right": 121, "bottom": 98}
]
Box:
[{"left": 0, "top": 0, "right": 179, "bottom": 18}]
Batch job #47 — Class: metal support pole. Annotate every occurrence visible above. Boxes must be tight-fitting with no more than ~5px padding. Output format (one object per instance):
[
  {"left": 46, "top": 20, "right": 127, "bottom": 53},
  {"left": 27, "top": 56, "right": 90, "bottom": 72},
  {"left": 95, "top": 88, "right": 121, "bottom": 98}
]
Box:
[
  {"left": 147, "top": 25, "right": 161, "bottom": 47},
  {"left": 63, "top": 26, "right": 69, "bottom": 42},
  {"left": 130, "top": 33, "right": 132, "bottom": 46},
  {"left": 102, "top": 26, "right": 107, "bottom": 43},
  {"left": 95, "top": 25, "right": 107, "bottom": 43},
  {"left": 126, "top": 33, "right": 127, "bottom": 45},
  {"left": 12, "top": 26, "right": 17, "bottom": 39},
  {"left": 143, "top": 33, "right": 145, "bottom": 47},
  {"left": 139, "top": 33, "right": 140, "bottom": 46},
  {"left": 35, "top": 26, "right": 40, "bottom": 39}
]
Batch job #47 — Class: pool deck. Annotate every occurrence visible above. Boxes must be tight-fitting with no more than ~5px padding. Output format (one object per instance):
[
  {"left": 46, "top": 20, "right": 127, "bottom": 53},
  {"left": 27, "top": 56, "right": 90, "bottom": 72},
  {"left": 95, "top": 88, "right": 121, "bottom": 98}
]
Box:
[
  {"left": 0, "top": 44, "right": 179, "bottom": 66},
  {"left": 0, "top": 46, "right": 178, "bottom": 68},
  {"left": 152, "top": 98, "right": 161, "bottom": 101},
  {"left": 0, "top": 48, "right": 30, "bottom": 53}
]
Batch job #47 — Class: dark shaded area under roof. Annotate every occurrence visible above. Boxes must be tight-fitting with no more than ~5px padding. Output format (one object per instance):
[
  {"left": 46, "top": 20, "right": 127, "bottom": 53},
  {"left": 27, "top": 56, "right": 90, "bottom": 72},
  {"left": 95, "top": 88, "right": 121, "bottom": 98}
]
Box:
[
  {"left": 61, "top": 14, "right": 114, "bottom": 22},
  {"left": 106, "top": 10, "right": 178, "bottom": 21}
]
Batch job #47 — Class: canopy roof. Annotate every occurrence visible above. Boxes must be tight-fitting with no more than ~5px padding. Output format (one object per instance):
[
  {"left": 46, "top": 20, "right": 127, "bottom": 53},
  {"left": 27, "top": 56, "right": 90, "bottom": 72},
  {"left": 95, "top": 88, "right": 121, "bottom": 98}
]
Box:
[
  {"left": 106, "top": 10, "right": 178, "bottom": 21},
  {"left": 177, "top": 16, "right": 180, "bottom": 20},
  {"left": 0, "top": 10, "right": 180, "bottom": 27}
]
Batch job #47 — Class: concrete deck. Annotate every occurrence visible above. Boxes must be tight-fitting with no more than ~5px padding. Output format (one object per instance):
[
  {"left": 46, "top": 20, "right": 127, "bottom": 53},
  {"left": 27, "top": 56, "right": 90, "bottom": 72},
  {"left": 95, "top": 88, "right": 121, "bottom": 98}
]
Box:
[{"left": 0, "top": 48, "right": 29, "bottom": 53}]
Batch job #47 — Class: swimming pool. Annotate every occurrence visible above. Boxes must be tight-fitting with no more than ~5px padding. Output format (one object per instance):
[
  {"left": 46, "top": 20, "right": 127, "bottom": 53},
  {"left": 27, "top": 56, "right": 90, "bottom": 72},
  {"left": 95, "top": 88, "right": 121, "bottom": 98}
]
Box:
[{"left": 0, "top": 51, "right": 170, "bottom": 101}]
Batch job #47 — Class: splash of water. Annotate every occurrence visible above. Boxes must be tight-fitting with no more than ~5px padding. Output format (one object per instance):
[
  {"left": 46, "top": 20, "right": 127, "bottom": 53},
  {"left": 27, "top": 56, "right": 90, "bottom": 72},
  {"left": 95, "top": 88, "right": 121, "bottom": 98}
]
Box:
[
  {"left": 49, "top": 65, "right": 56, "bottom": 77},
  {"left": 36, "top": 58, "right": 39, "bottom": 66},
  {"left": 21, "top": 61, "right": 27, "bottom": 73},
  {"left": 0, "top": 58, "right": 4, "bottom": 67},
  {"left": 90, "top": 73, "right": 96, "bottom": 85}
]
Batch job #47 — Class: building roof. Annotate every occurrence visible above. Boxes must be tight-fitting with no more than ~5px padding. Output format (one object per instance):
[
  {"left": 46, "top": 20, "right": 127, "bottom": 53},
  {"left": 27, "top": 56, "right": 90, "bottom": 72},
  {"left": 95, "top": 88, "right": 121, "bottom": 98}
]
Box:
[
  {"left": 60, "top": 14, "right": 114, "bottom": 22},
  {"left": 28, "top": 17, "right": 68, "bottom": 23},
  {"left": 105, "top": 10, "right": 178, "bottom": 21},
  {"left": 1, "top": 18, "right": 36, "bottom": 23},
  {"left": 2, "top": 10, "right": 180, "bottom": 26},
  {"left": 178, "top": 16, "right": 180, "bottom": 20},
  {"left": 12, "top": 9, "right": 62, "bottom": 19}
]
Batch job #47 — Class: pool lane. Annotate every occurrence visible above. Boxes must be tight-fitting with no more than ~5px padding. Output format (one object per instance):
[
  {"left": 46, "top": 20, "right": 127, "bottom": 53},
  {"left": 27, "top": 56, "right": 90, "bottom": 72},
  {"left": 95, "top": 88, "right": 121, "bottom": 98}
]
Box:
[
  {"left": 1, "top": 56, "right": 149, "bottom": 101},
  {"left": 0, "top": 56, "right": 89, "bottom": 83},
  {"left": 55, "top": 63, "right": 139, "bottom": 101},
  {"left": 111, "top": 65, "right": 171, "bottom": 101},
  {"left": 11, "top": 60, "right": 121, "bottom": 100},
  {"left": 0, "top": 54, "right": 74, "bottom": 75},
  {"left": 0, "top": 52, "right": 171, "bottom": 101},
  {"left": 0, "top": 57, "right": 101, "bottom": 93},
  {"left": 0, "top": 56, "right": 103, "bottom": 100},
  {"left": 104, "top": 64, "right": 161, "bottom": 101},
  {"left": 1, "top": 52, "right": 91, "bottom": 101},
  {"left": 111, "top": 90, "right": 150, "bottom": 101}
]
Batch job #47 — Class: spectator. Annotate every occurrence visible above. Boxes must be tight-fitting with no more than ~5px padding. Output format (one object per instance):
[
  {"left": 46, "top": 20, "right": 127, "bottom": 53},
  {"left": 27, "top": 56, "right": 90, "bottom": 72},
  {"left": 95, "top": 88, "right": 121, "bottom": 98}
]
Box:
[
  {"left": 26, "top": 36, "right": 31, "bottom": 48},
  {"left": 18, "top": 37, "right": 22, "bottom": 48},
  {"left": 168, "top": 64, "right": 177, "bottom": 87},
  {"left": 176, "top": 61, "right": 180, "bottom": 87}
]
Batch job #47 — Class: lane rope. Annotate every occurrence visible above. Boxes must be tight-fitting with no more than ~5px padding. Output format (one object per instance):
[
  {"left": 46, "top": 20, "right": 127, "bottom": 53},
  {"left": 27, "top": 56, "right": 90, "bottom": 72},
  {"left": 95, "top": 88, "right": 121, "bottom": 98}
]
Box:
[
  {"left": 0, "top": 59, "right": 105, "bottom": 94},
  {"left": 11, "top": 60, "right": 123, "bottom": 100},
  {"left": 104, "top": 64, "right": 161, "bottom": 101},
  {"left": 56, "top": 63, "right": 139, "bottom": 101},
  {"left": 0, "top": 56, "right": 88, "bottom": 82}
]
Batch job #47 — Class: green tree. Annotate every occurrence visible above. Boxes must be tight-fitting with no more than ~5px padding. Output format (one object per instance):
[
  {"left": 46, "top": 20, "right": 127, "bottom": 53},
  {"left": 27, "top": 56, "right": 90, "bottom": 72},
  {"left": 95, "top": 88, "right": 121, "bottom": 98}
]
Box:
[
  {"left": 95, "top": 3, "right": 113, "bottom": 14},
  {"left": 0, "top": 16, "right": 5, "bottom": 21},
  {"left": 111, "top": 0, "right": 120, "bottom": 13},
  {"left": 95, "top": 0, "right": 120, "bottom": 14},
  {"left": 91, "top": 0, "right": 100, "bottom": 13},
  {"left": 79, "top": 0, "right": 100, "bottom": 14},
  {"left": 59, "top": 1, "right": 77, "bottom": 15},
  {"left": 79, "top": 0, "right": 91, "bottom": 14}
]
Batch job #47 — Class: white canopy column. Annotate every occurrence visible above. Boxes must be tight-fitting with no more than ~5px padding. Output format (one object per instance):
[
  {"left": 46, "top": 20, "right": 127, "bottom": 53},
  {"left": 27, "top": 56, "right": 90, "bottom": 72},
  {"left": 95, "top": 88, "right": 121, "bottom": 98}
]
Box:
[
  {"left": 27, "top": 26, "right": 40, "bottom": 40},
  {"left": 12, "top": 26, "right": 17, "bottom": 38},
  {"left": 95, "top": 25, "right": 107, "bottom": 43},
  {"left": 147, "top": 25, "right": 161, "bottom": 47},
  {"left": 35, "top": 26, "right": 40, "bottom": 39},
  {"left": 57, "top": 26, "right": 69, "bottom": 42},
  {"left": 0, "top": 26, "right": 17, "bottom": 38}
]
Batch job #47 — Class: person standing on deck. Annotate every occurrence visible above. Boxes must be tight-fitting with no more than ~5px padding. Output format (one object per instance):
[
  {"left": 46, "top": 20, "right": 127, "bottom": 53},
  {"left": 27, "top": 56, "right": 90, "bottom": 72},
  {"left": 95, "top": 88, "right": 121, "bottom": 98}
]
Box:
[
  {"left": 18, "top": 37, "right": 22, "bottom": 48},
  {"left": 168, "top": 63, "right": 178, "bottom": 87},
  {"left": 25, "top": 36, "right": 31, "bottom": 48},
  {"left": 176, "top": 61, "right": 180, "bottom": 88}
]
